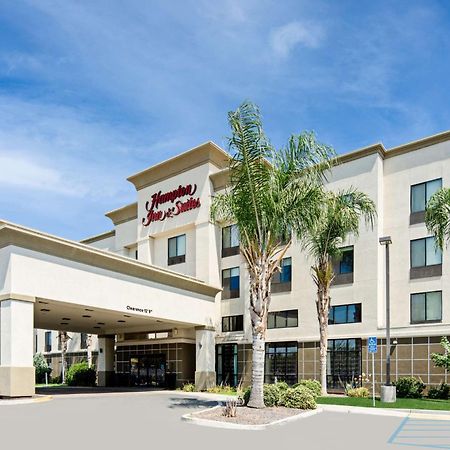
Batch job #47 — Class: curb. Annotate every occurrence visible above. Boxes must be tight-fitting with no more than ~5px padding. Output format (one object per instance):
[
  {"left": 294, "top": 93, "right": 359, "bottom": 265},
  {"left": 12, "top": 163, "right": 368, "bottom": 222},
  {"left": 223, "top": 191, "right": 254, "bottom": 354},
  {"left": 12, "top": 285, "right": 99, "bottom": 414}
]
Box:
[
  {"left": 182, "top": 405, "right": 323, "bottom": 430},
  {"left": 0, "top": 395, "right": 52, "bottom": 406},
  {"left": 319, "top": 404, "right": 450, "bottom": 419}
]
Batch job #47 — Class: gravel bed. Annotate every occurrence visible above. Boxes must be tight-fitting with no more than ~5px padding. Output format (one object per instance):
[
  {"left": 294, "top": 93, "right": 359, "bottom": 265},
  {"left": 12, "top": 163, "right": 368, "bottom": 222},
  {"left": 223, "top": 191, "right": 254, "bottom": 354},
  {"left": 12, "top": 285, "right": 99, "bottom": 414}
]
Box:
[{"left": 194, "top": 405, "right": 310, "bottom": 425}]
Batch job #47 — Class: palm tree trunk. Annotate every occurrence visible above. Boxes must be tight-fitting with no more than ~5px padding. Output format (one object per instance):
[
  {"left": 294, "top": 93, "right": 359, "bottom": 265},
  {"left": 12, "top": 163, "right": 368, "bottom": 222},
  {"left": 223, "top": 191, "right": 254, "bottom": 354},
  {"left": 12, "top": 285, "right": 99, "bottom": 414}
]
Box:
[
  {"left": 319, "top": 307, "right": 329, "bottom": 396},
  {"left": 87, "top": 334, "right": 93, "bottom": 368},
  {"left": 247, "top": 260, "right": 271, "bottom": 409}
]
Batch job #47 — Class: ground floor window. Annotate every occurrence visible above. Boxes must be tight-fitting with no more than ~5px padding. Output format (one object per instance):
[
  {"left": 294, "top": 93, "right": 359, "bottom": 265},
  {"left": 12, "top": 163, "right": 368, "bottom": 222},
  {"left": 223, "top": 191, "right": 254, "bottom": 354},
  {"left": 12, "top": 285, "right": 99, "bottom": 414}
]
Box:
[
  {"left": 327, "top": 338, "right": 361, "bottom": 390},
  {"left": 265, "top": 342, "right": 297, "bottom": 385},
  {"left": 129, "top": 354, "right": 166, "bottom": 387},
  {"left": 216, "top": 344, "right": 238, "bottom": 387}
]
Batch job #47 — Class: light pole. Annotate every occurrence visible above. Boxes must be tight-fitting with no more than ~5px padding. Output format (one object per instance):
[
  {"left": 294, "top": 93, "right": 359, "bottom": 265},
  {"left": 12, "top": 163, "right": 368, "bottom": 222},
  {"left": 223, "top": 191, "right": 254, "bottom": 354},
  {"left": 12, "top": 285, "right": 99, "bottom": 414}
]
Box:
[{"left": 379, "top": 236, "right": 396, "bottom": 403}]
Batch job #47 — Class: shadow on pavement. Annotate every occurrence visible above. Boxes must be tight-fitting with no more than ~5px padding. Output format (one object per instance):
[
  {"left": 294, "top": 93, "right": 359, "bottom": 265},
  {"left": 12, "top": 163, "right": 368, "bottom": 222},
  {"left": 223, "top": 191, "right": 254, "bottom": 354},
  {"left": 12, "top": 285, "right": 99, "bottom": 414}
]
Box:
[
  {"left": 36, "top": 386, "right": 166, "bottom": 396},
  {"left": 167, "top": 396, "right": 219, "bottom": 409}
]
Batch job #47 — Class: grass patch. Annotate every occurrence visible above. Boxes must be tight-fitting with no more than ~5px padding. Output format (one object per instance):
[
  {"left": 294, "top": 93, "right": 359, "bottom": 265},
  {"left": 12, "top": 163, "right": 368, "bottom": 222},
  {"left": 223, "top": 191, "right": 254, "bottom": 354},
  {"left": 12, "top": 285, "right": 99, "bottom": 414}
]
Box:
[
  {"left": 317, "top": 396, "right": 450, "bottom": 411},
  {"left": 35, "top": 383, "right": 66, "bottom": 388}
]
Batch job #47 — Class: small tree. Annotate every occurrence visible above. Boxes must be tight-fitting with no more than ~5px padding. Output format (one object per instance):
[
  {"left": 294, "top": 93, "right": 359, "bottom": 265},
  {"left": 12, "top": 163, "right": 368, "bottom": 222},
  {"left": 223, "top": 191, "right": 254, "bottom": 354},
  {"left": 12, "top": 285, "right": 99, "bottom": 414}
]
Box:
[
  {"left": 33, "top": 353, "right": 51, "bottom": 383},
  {"left": 303, "top": 189, "right": 376, "bottom": 395},
  {"left": 431, "top": 337, "right": 450, "bottom": 371}
]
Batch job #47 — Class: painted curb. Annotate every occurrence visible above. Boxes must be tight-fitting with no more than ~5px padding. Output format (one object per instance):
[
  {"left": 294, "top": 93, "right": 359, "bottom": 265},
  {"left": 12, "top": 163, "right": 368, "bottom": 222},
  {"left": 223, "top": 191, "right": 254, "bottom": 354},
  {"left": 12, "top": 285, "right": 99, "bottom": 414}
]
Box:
[
  {"left": 182, "top": 406, "right": 323, "bottom": 431},
  {"left": 319, "top": 404, "right": 450, "bottom": 419},
  {"left": 0, "top": 395, "right": 52, "bottom": 406}
]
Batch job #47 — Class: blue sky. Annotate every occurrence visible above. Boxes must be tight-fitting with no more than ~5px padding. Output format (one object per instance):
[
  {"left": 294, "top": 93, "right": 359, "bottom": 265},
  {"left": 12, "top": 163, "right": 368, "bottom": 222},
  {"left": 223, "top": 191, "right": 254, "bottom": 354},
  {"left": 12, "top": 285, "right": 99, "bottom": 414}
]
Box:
[{"left": 0, "top": 0, "right": 449, "bottom": 240}]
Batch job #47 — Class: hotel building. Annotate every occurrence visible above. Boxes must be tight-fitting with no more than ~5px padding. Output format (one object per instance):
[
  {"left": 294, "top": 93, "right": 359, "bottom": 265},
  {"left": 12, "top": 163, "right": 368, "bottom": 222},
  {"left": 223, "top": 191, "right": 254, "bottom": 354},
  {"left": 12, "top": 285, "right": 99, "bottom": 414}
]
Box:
[{"left": 2, "top": 131, "right": 450, "bottom": 397}]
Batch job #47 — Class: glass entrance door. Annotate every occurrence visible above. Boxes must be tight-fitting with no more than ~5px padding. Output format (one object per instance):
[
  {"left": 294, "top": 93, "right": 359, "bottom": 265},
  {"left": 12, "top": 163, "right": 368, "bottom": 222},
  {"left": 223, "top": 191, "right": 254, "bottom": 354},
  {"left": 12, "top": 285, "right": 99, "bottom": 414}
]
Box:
[{"left": 129, "top": 354, "right": 166, "bottom": 387}]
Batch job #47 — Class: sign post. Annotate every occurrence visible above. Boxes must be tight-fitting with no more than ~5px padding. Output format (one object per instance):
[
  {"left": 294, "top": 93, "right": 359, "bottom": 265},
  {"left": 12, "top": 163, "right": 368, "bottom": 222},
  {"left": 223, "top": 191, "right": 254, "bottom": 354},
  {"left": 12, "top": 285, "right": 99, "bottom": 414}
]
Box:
[{"left": 368, "top": 336, "right": 378, "bottom": 407}]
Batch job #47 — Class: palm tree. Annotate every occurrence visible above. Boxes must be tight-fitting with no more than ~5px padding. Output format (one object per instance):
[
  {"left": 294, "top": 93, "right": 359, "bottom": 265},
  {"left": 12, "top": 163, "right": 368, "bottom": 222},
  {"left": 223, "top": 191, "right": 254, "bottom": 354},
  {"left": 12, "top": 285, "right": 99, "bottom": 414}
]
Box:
[
  {"left": 425, "top": 187, "right": 450, "bottom": 250},
  {"left": 303, "top": 189, "right": 376, "bottom": 395},
  {"left": 210, "top": 101, "right": 335, "bottom": 408}
]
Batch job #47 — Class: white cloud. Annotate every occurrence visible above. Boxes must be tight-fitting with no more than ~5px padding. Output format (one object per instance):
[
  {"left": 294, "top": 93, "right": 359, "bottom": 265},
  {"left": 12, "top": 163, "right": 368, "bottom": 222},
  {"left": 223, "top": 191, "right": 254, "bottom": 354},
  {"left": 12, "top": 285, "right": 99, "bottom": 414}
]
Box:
[{"left": 270, "top": 21, "right": 324, "bottom": 58}]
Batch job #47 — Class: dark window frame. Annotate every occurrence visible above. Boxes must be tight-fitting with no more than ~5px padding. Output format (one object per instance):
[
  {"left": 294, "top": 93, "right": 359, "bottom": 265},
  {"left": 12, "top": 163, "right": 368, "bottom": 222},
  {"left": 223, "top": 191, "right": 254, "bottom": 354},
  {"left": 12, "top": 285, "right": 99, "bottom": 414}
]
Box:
[
  {"left": 221, "top": 315, "right": 244, "bottom": 332},
  {"left": 222, "top": 266, "right": 240, "bottom": 299},
  {"left": 168, "top": 234, "right": 186, "bottom": 266},
  {"left": 329, "top": 303, "right": 362, "bottom": 325},
  {"left": 327, "top": 338, "right": 362, "bottom": 390},
  {"left": 410, "top": 236, "right": 442, "bottom": 268},
  {"left": 268, "top": 309, "right": 298, "bottom": 329},
  {"left": 410, "top": 178, "right": 442, "bottom": 213},
  {"left": 80, "top": 332, "right": 88, "bottom": 350},
  {"left": 272, "top": 257, "right": 292, "bottom": 293},
  {"left": 44, "top": 331, "right": 52, "bottom": 353},
  {"left": 264, "top": 341, "right": 298, "bottom": 385},
  {"left": 222, "top": 225, "right": 240, "bottom": 257},
  {"left": 410, "top": 291, "right": 442, "bottom": 324}
]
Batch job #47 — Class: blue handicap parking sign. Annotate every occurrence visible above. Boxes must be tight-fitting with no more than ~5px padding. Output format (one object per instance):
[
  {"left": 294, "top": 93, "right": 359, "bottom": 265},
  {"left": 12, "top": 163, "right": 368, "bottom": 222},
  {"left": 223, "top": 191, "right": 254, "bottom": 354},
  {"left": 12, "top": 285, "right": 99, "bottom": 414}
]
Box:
[{"left": 368, "top": 336, "right": 377, "bottom": 353}]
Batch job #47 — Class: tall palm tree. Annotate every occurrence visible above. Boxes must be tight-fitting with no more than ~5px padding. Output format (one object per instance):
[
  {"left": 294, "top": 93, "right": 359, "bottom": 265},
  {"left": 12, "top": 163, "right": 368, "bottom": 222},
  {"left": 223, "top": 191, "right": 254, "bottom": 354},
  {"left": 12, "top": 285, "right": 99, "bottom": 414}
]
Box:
[
  {"left": 210, "top": 101, "right": 335, "bottom": 408},
  {"left": 425, "top": 187, "right": 450, "bottom": 250},
  {"left": 303, "top": 189, "right": 376, "bottom": 395}
]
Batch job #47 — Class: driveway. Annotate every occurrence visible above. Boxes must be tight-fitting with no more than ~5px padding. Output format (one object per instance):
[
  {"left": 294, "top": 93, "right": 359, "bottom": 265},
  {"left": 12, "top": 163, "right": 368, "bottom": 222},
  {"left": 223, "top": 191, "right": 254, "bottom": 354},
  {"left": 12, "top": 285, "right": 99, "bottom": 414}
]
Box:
[{"left": 0, "top": 391, "right": 432, "bottom": 450}]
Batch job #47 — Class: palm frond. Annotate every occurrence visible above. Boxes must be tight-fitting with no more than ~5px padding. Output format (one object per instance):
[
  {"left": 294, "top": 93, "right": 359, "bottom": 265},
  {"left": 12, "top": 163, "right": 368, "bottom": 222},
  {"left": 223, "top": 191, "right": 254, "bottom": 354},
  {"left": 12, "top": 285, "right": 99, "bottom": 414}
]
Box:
[{"left": 425, "top": 187, "right": 450, "bottom": 249}]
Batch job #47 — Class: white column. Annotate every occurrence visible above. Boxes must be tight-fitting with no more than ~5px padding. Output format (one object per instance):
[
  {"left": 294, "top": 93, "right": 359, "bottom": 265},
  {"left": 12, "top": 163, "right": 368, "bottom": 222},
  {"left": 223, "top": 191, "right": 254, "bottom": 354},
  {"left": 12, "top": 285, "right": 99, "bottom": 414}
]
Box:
[
  {"left": 0, "top": 297, "right": 35, "bottom": 397},
  {"left": 97, "top": 335, "right": 115, "bottom": 387},
  {"left": 195, "top": 326, "right": 216, "bottom": 390}
]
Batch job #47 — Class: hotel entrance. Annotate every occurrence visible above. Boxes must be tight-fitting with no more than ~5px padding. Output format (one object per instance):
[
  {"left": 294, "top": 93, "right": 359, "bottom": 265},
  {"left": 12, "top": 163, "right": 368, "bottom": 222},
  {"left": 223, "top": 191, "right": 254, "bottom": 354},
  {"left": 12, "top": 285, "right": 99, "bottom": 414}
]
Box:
[{"left": 130, "top": 355, "right": 166, "bottom": 387}]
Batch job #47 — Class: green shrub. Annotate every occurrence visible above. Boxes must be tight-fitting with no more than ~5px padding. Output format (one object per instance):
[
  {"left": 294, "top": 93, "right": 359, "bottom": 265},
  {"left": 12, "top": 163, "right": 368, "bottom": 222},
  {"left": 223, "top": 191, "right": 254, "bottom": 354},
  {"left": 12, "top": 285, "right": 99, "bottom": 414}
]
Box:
[
  {"left": 394, "top": 377, "right": 425, "bottom": 398},
  {"left": 280, "top": 386, "right": 317, "bottom": 409},
  {"left": 182, "top": 383, "right": 196, "bottom": 392},
  {"left": 428, "top": 383, "right": 450, "bottom": 400},
  {"left": 243, "top": 383, "right": 286, "bottom": 407},
  {"left": 206, "top": 385, "right": 236, "bottom": 395},
  {"left": 33, "top": 353, "right": 51, "bottom": 383},
  {"left": 66, "top": 361, "right": 96, "bottom": 387},
  {"left": 347, "top": 387, "right": 370, "bottom": 398},
  {"left": 294, "top": 379, "right": 322, "bottom": 398}
]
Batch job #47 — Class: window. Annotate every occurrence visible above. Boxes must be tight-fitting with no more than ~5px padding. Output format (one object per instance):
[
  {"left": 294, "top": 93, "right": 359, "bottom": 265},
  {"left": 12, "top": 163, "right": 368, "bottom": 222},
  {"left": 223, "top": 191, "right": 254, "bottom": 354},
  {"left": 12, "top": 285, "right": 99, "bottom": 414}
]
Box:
[
  {"left": 329, "top": 303, "right": 362, "bottom": 325},
  {"left": 80, "top": 333, "right": 88, "bottom": 350},
  {"left": 411, "top": 237, "right": 442, "bottom": 268},
  {"left": 268, "top": 310, "right": 298, "bottom": 329},
  {"left": 222, "top": 225, "right": 240, "bottom": 257},
  {"left": 222, "top": 267, "right": 240, "bottom": 299},
  {"left": 222, "top": 315, "right": 244, "bottom": 332},
  {"left": 272, "top": 257, "right": 292, "bottom": 293},
  {"left": 216, "top": 344, "right": 238, "bottom": 387},
  {"left": 168, "top": 234, "right": 186, "bottom": 265},
  {"left": 44, "top": 331, "right": 52, "bottom": 353},
  {"left": 327, "top": 339, "right": 361, "bottom": 390},
  {"left": 265, "top": 342, "right": 298, "bottom": 385},
  {"left": 411, "top": 178, "right": 442, "bottom": 213},
  {"left": 339, "top": 247, "right": 354, "bottom": 274},
  {"left": 411, "top": 291, "right": 442, "bottom": 323}
]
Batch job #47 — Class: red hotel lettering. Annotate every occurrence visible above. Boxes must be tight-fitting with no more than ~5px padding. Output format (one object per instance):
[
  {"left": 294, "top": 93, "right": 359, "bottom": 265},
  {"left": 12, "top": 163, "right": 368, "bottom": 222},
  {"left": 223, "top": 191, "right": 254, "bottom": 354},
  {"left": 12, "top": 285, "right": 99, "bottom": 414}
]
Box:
[{"left": 142, "top": 183, "right": 201, "bottom": 226}]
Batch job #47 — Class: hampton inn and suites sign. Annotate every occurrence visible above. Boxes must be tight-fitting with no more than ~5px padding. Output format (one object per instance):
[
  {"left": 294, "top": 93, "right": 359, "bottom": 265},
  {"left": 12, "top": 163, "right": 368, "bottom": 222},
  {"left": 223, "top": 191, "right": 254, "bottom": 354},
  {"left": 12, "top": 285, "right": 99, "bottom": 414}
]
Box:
[{"left": 142, "top": 183, "right": 201, "bottom": 226}]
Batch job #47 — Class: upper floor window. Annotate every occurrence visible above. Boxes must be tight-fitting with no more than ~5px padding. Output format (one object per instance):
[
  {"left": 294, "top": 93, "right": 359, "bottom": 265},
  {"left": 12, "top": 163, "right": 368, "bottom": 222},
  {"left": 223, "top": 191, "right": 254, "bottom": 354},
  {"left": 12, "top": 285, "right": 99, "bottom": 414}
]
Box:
[
  {"left": 168, "top": 234, "right": 186, "bottom": 266},
  {"left": 272, "top": 257, "right": 292, "bottom": 293},
  {"left": 222, "top": 315, "right": 244, "bottom": 332},
  {"left": 329, "top": 303, "right": 362, "bottom": 325},
  {"left": 268, "top": 309, "right": 298, "bottom": 329},
  {"left": 80, "top": 333, "right": 88, "bottom": 350},
  {"left": 411, "top": 178, "right": 442, "bottom": 213},
  {"left": 222, "top": 267, "right": 240, "bottom": 299},
  {"left": 411, "top": 291, "right": 442, "bottom": 323},
  {"left": 339, "top": 247, "right": 354, "bottom": 274},
  {"left": 44, "top": 331, "right": 52, "bottom": 352},
  {"left": 411, "top": 237, "right": 442, "bottom": 268},
  {"left": 222, "top": 225, "right": 240, "bottom": 257}
]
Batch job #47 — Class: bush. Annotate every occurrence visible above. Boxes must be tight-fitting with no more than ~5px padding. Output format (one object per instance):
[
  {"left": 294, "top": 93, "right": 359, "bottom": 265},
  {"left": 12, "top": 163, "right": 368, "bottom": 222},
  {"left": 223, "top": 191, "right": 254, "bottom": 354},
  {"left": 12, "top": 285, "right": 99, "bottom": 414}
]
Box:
[
  {"left": 33, "top": 353, "right": 51, "bottom": 383},
  {"left": 182, "top": 383, "right": 196, "bottom": 392},
  {"left": 280, "top": 386, "right": 317, "bottom": 410},
  {"left": 394, "top": 377, "right": 425, "bottom": 399},
  {"left": 243, "top": 382, "right": 289, "bottom": 407},
  {"left": 428, "top": 383, "right": 450, "bottom": 400},
  {"left": 66, "top": 361, "right": 96, "bottom": 387},
  {"left": 294, "top": 379, "right": 322, "bottom": 398},
  {"left": 347, "top": 387, "right": 370, "bottom": 398},
  {"left": 275, "top": 381, "right": 289, "bottom": 392}
]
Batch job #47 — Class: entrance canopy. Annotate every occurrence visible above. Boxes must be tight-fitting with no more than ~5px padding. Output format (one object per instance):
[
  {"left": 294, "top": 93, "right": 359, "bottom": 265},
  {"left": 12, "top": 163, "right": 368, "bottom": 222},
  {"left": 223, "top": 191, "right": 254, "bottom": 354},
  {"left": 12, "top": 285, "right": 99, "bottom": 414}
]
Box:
[{"left": 0, "top": 221, "right": 220, "bottom": 334}]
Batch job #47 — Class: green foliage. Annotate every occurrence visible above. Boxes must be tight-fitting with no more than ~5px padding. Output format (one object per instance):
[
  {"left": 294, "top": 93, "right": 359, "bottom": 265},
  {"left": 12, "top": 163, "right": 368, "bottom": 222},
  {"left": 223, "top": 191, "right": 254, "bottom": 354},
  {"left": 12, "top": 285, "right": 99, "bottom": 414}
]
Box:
[
  {"left": 181, "top": 383, "right": 196, "bottom": 392},
  {"left": 431, "top": 337, "right": 450, "bottom": 371},
  {"left": 242, "top": 382, "right": 290, "bottom": 407},
  {"left": 394, "top": 377, "right": 426, "bottom": 399},
  {"left": 275, "top": 381, "right": 289, "bottom": 391},
  {"left": 206, "top": 385, "right": 237, "bottom": 395},
  {"left": 347, "top": 387, "right": 370, "bottom": 398},
  {"left": 425, "top": 187, "right": 450, "bottom": 250},
  {"left": 280, "top": 386, "right": 317, "bottom": 410},
  {"left": 428, "top": 383, "right": 450, "bottom": 400},
  {"left": 294, "top": 379, "right": 322, "bottom": 398},
  {"left": 66, "top": 361, "right": 96, "bottom": 387},
  {"left": 33, "top": 353, "right": 51, "bottom": 383}
]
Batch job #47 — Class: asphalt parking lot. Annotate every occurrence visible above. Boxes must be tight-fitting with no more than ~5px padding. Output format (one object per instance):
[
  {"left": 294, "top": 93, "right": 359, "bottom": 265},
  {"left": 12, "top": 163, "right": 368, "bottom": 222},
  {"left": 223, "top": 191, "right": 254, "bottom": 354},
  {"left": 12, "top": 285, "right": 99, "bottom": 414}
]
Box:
[{"left": 0, "top": 391, "right": 440, "bottom": 450}]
